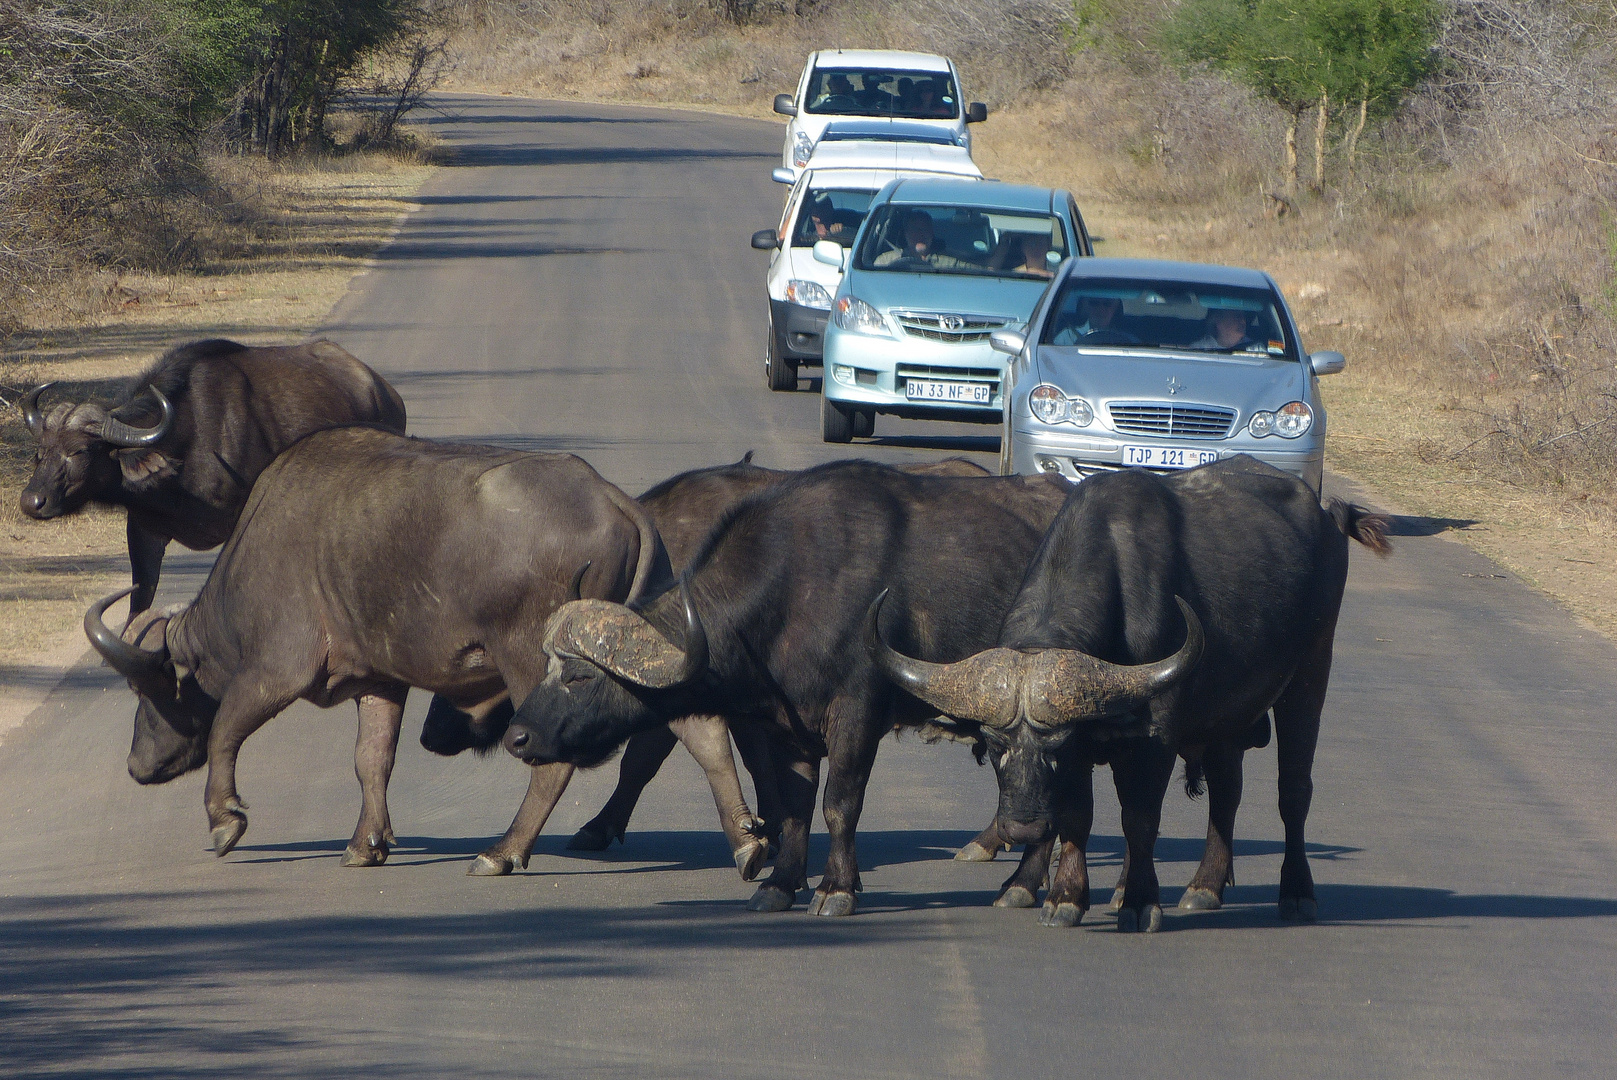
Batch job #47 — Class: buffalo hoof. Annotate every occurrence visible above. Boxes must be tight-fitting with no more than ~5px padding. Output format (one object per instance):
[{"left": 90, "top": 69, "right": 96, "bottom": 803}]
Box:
[
  {"left": 806, "top": 890, "right": 857, "bottom": 917},
  {"left": 735, "top": 839, "right": 767, "bottom": 882},
  {"left": 341, "top": 838, "right": 389, "bottom": 867},
  {"left": 1106, "top": 886, "right": 1126, "bottom": 913},
  {"left": 210, "top": 808, "right": 248, "bottom": 858},
  {"left": 1178, "top": 887, "right": 1222, "bottom": 911},
  {"left": 1040, "top": 901, "right": 1085, "bottom": 928},
  {"left": 955, "top": 841, "right": 1000, "bottom": 862},
  {"left": 994, "top": 885, "right": 1037, "bottom": 909},
  {"left": 1116, "top": 904, "right": 1163, "bottom": 933},
  {"left": 467, "top": 852, "right": 514, "bottom": 877},
  {"left": 746, "top": 885, "right": 796, "bottom": 913},
  {"left": 566, "top": 822, "right": 618, "bottom": 852},
  {"left": 1278, "top": 895, "right": 1318, "bottom": 922}
]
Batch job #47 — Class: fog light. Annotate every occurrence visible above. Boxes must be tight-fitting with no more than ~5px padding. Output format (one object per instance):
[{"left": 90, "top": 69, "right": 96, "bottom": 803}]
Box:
[
  {"left": 834, "top": 365, "right": 855, "bottom": 384},
  {"left": 1037, "top": 456, "right": 1063, "bottom": 473}
]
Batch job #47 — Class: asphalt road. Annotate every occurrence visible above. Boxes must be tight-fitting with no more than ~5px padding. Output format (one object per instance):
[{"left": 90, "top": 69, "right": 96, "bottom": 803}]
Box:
[{"left": 3, "top": 94, "right": 1616, "bottom": 1079}]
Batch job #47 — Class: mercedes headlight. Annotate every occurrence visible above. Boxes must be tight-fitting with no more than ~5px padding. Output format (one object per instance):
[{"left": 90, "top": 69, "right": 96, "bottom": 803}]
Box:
[
  {"left": 1249, "top": 400, "right": 1313, "bottom": 439},
  {"left": 1028, "top": 384, "right": 1093, "bottom": 426},
  {"left": 785, "top": 279, "right": 833, "bottom": 310},
  {"left": 792, "top": 131, "right": 814, "bottom": 168},
  {"left": 833, "top": 295, "right": 891, "bottom": 337}
]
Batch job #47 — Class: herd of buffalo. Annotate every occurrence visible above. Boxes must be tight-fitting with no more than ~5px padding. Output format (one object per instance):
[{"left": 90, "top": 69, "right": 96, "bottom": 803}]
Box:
[{"left": 19, "top": 338, "right": 1391, "bottom": 931}]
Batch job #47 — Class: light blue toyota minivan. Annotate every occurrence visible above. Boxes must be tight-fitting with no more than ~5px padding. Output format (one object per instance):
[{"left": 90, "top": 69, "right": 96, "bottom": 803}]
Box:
[{"left": 816, "top": 177, "right": 1092, "bottom": 442}]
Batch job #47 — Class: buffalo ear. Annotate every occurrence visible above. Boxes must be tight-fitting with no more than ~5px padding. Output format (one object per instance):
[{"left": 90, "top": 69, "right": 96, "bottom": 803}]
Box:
[{"left": 117, "top": 449, "right": 178, "bottom": 489}]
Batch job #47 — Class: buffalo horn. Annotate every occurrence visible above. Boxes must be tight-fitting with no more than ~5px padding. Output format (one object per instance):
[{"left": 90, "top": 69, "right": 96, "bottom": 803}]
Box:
[
  {"left": 567, "top": 561, "right": 592, "bottom": 602},
  {"left": 1029, "top": 598, "right": 1204, "bottom": 728},
  {"left": 84, "top": 587, "right": 168, "bottom": 679},
  {"left": 101, "top": 386, "right": 173, "bottom": 448},
  {"left": 545, "top": 584, "right": 708, "bottom": 689},
  {"left": 21, "top": 382, "right": 51, "bottom": 436},
  {"left": 863, "top": 591, "right": 1023, "bottom": 728}
]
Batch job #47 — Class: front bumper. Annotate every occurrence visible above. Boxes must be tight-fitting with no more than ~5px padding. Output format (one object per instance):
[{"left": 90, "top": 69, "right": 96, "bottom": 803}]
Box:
[
  {"left": 770, "top": 298, "right": 830, "bottom": 363},
  {"left": 1010, "top": 426, "right": 1324, "bottom": 492},
  {"left": 822, "top": 327, "right": 1007, "bottom": 422}
]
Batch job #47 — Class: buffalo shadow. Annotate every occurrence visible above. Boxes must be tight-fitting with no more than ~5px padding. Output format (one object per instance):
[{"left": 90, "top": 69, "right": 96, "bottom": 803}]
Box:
[{"left": 1385, "top": 514, "right": 1480, "bottom": 537}]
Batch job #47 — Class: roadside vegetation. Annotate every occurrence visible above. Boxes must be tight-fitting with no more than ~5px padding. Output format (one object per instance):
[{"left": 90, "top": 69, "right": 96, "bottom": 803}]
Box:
[{"left": 438, "top": 0, "right": 1617, "bottom": 635}]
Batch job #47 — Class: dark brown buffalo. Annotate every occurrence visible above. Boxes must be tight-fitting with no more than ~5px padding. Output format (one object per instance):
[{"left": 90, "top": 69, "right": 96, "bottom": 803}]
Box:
[
  {"left": 85, "top": 425, "right": 692, "bottom": 867},
  {"left": 21, "top": 338, "right": 407, "bottom": 619}
]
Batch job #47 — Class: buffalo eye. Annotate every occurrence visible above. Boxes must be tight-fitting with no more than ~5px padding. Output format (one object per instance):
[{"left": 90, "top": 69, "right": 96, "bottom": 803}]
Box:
[{"left": 564, "top": 670, "right": 595, "bottom": 687}]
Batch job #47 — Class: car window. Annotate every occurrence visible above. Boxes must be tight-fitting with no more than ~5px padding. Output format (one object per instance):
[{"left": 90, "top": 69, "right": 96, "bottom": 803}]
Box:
[
  {"left": 792, "top": 189, "right": 875, "bottom": 248},
  {"left": 852, "top": 204, "right": 1067, "bottom": 278},
  {"left": 804, "top": 68, "right": 961, "bottom": 120},
  {"left": 1041, "top": 278, "right": 1295, "bottom": 357}
]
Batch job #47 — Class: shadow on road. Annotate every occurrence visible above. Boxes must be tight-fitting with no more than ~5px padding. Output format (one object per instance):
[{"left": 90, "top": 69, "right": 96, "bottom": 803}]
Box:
[
  {"left": 1386, "top": 514, "right": 1480, "bottom": 536},
  {"left": 442, "top": 145, "right": 775, "bottom": 169}
]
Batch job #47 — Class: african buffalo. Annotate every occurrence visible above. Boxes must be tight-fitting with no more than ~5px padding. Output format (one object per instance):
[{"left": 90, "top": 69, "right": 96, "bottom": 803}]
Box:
[
  {"left": 83, "top": 425, "right": 773, "bottom": 871},
  {"left": 22, "top": 338, "right": 407, "bottom": 619},
  {"left": 500, "top": 460, "right": 1072, "bottom": 915},
  {"left": 869, "top": 457, "right": 1390, "bottom": 930}
]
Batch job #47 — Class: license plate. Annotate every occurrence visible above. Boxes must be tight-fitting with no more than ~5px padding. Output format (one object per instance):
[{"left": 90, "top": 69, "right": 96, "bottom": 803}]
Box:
[
  {"left": 1123, "top": 445, "right": 1219, "bottom": 469},
  {"left": 905, "top": 378, "right": 992, "bottom": 403}
]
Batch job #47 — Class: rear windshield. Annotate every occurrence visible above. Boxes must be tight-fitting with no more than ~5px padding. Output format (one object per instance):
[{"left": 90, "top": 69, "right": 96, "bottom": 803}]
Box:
[
  {"left": 804, "top": 68, "right": 960, "bottom": 120},
  {"left": 853, "top": 204, "right": 1067, "bottom": 279},
  {"left": 1041, "top": 278, "right": 1295, "bottom": 357},
  {"left": 792, "top": 189, "right": 874, "bottom": 249}
]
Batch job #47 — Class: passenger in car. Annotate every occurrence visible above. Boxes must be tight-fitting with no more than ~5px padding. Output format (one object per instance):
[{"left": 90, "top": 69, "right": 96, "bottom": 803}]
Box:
[
  {"left": 1188, "top": 308, "right": 1259, "bottom": 351},
  {"left": 1051, "top": 296, "right": 1138, "bottom": 344},
  {"left": 990, "top": 233, "right": 1055, "bottom": 278},
  {"left": 874, "top": 211, "right": 965, "bottom": 268},
  {"left": 912, "top": 80, "right": 951, "bottom": 117}
]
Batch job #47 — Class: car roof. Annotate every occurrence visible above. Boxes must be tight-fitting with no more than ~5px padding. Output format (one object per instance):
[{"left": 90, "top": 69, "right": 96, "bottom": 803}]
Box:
[
  {"left": 819, "top": 120, "right": 959, "bottom": 144},
  {"left": 884, "top": 177, "right": 1058, "bottom": 212},
  {"left": 1063, "top": 257, "right": 1275, "bottom": 290},
  {"left": 805, "top": 142, "right": 982, "bottom": 179},
  {"left": 811, "top": 50, "right": 951, "bottom": 72}
]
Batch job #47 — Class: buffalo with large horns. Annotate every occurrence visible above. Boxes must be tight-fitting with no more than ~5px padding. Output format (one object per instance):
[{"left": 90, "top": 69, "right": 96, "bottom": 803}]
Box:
[
  {"left": 22, "top": 338, "right": 406, "bottom": 619},
  {"left": 84, "top": 426, "right": 762, "bottom": 871},
  {"left": 869, "top": 457, "right": 1390, "bottom": 931},
  {"left": 499, "top": 460, "right": 1074, "bottom": 916}
]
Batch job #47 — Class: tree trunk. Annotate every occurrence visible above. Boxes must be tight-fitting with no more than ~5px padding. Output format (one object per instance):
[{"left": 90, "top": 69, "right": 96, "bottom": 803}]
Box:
[
  {"left": 1311, "top": 91, "right": 1328, "bottom": 193},
  {"left": 1344, "top": 96, "right": 1368, "bottom": 167},
  {"left": 1284, "top": 111, "right": 1299, "bottom": 195}
]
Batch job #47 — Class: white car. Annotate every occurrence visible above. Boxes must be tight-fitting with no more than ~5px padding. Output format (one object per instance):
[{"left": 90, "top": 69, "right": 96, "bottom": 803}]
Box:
[
  {"left": 772, "top": 50, "right": 988, "bottom": 174},
  {"left": 750, "top": 139, "right": 984, "bottom": 391}
]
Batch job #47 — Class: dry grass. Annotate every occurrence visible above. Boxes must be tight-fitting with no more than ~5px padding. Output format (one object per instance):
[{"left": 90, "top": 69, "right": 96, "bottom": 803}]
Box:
[{"left": 0, "top": 144, "right": 430, "bottom": 670}]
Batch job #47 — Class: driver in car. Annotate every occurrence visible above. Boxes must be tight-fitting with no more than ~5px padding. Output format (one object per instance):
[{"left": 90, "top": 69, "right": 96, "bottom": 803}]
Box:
[
  {"left": 873, "top": 211, "right": 964, "bottom": 269},
  {"left": 1051, "top": 296, "right": 1138, "bottom": 344}
]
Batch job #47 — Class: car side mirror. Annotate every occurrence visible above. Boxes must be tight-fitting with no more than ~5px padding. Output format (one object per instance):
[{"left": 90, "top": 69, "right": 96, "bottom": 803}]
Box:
[
  {"left": 772, "top": 167, "right": 796, "bottom": 185},
  {"left": 751, "top": 229, "right": 779, "bottom": 251},
  {"left": 989, "top": 329, "right": 1026, "bottom": 355},
  {"left": 812, "top": 240, "right": 846, "bottom": 269},
  {"left": 773, "top": 94, "right": 797, "bottom": 117},
  {"left": 966, "top": 102, "right": 988, "bottom": 124},
  {"left": 1309, "top": 350, "right": 1345, "bottom": 375}
]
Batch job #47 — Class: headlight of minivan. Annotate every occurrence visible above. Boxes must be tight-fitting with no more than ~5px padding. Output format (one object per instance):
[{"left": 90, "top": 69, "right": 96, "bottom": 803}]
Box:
[
  {"left": 1249, "top": 400, "right": 1313, "bottom": 438},
  {"left": 785, "top": 280, "right": 833, "bottom": 310},
  {"left": 792, "top": 132, "right": 814, "bottom": 168},
  {"left": 833, "top": 295, "right": 891, "bottom": 337},
  {"left": 1028, "top": 384, "right": 1093, "bottom": 426}
]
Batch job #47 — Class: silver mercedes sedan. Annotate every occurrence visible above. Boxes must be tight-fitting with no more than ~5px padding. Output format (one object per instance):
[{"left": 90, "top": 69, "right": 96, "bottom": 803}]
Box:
[{"left": 994, "top": 257, "right": 1343, "bottom": 491}]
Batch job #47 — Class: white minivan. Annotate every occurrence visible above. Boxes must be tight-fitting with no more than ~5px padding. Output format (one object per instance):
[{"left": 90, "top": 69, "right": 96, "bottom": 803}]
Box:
[
  {"left": 750, "top": 135, "right": 983, "bottom": 390},
  {"left": 773, "top": 50, "right": 988, "bottom": 175}
]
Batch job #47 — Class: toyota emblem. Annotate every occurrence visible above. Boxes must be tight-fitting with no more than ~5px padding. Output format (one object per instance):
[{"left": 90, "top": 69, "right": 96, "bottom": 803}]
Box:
[
  {"left": 941, "top": 315, "right": 966, "bottom": 332},
  {"left": 1165, "top": 376, "right": 1184, "bottom": 395}
]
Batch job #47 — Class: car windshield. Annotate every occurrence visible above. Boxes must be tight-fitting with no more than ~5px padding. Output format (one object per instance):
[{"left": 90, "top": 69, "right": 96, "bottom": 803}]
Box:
[
  {"left": 793, "top": 189, "right": 874, "bottom": 249},
  {"left": 1041, "top": 278, "right": 1295, "bottom": 358},
  {"left": 853, "top": 204, "right": 1066, "bottom": 279},
  {"left": 804, "top": 68, "right": 960, "bottom": 119}
]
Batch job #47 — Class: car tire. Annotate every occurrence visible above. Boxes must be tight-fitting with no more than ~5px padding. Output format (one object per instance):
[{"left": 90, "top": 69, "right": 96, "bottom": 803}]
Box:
[
  {"left": 822, "top": 396, "right": 855, "bottom": 443},
  {"left": 766, "top": 315, "right": 798, "bottom": 392},
  {"left": 851, "top": 409, "right": 874, "bottom": 439}
]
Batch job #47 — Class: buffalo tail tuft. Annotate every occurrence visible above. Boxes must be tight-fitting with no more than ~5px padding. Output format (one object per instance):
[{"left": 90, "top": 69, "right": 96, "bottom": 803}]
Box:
[{"left": 1326, "top": 499, "right": 1392, "bottom": 557}]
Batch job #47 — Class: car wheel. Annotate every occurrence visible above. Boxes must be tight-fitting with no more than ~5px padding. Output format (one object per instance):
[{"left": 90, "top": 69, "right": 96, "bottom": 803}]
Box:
[
  {"left": 851, "top": 409, "right": 874, "bottom": 439},
  {"left": 822, "top": 396, "right": 855, "bottom": 443},
  {"left": 766, "top": 315, "right": 798, "bottom": 392}
]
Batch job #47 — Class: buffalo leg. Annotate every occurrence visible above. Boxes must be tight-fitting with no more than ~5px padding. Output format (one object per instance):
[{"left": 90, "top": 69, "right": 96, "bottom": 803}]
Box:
[
  {"left": 994, "top": 838, "right": 1053, "bottom": 909},
  {"left": 730, "top": 720, "right": 783, "bottom": 848},
  {"left": 807, "top": 703, "right": 883, "bottom": 917},
  {"left": 1273, "top": 634, "right": 1334, "bottom": 920},
  {"left": 343, "top": 685, "right": 408, "bottom": 867},
  {"left": 669, "top": 715, "right": 769, "bottom": 881},
  {"left": 957, "top": 817, "right": 1011, "bottom": 862},
  {"left": 568, "top": 726, "right": 680, "bottom": 851},
  {"left": 1110, "top": 741, "right": 1176, "bottom": 933},
  {"left": 748, "top": 746, "right": 818, "bottom": 912},
  {"left": 468, "top": 762, "right": 577, "bottom": 876},
  {"left": 126, "top": 519, "right": 168, "bottom": 621},
  {"left": 202, "top": 681, "right": 295, "bottom": 857},
  {"left": 1179, "top": 739, "right": 1246, "bottom": 910},
  {"left": 1040, "top": 757, "right": 1097, "bottom": 927}
]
